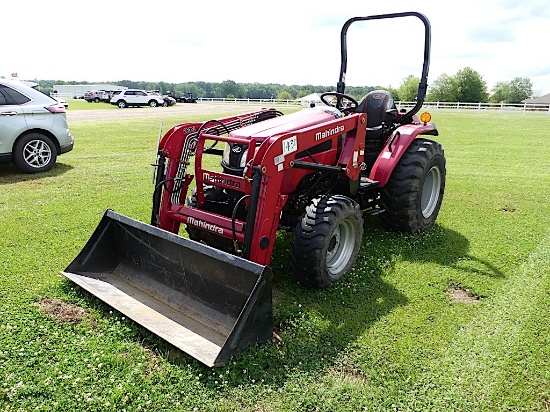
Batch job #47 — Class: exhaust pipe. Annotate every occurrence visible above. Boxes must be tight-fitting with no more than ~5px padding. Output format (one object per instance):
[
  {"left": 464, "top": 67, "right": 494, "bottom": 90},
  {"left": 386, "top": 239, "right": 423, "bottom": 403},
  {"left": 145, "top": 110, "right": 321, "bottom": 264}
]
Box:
[{"left": 62, "top": 210, "right": 273, "bottom": 367}]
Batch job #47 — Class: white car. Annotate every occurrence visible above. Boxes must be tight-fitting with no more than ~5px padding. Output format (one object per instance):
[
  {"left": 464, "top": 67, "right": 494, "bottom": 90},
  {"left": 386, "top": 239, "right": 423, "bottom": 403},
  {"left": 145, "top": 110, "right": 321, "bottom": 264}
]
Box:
[
  {"left": 0, "top": 78, "right": 74, "bottom": 173},
  {"left": 53, "top": 96, "right": 69, "bottom": 108},
  {"left": 110, "top": 89, "right": 164, "bottom": 108}
]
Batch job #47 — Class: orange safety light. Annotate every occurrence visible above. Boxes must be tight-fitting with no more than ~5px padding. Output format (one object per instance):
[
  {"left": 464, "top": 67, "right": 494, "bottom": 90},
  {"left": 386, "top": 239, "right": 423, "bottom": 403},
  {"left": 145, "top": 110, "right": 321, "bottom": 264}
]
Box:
[{"left": 419, "top": 112, "right": 431, "bottom": 125}]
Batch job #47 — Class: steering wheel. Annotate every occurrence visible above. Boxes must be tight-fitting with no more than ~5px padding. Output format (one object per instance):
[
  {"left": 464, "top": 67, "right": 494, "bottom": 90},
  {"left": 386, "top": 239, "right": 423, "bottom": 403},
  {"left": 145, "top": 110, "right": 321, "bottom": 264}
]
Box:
[{"left": 320, "top": 92, "right": 359, "bottom": 112}]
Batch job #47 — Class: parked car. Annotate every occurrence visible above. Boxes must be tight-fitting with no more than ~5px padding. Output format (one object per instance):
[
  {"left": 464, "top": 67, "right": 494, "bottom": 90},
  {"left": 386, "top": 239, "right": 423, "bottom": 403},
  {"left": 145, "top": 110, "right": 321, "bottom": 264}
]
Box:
[
  {"left": 109, "top": 90, "right": 122, "bottom": 101},
  {"left": 167, "top": 91, "right": 198, "bottom": 103},
  {"left": 0, "top": 78, "right": 74, "bottom": 173},
  {"left": 162, "top": 95, "right": 176, "bottom": 106},
  {"left": 52, "top": 96, "right": 69, "bottom": 108},
  {"left": 84, "top": 90, "right": 108, "bottom": 103},
  {"left": 180, "top": 92, "right": 198, "bottom": 103},
  {"left": 110, "top": 89, "right": 164, "bottom": 108},
  {"left": 148, "top": 91, "right": 176, "bottom": 106}
]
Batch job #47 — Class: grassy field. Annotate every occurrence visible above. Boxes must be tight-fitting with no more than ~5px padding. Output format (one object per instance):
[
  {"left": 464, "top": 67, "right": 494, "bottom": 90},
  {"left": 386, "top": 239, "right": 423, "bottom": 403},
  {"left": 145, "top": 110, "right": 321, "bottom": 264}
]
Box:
[
  {"left": 1, "top": 109, "right": 549, "bottom": 411},
  {"left": 67, "top": 99, "right": 116, "bottom": 110}
]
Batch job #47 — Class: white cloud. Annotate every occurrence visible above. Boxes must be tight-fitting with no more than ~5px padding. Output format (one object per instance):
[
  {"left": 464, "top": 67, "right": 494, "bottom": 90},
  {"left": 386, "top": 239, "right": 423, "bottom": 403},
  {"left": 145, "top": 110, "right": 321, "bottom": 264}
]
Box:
[{"left": 2, "top": 0, "right": 549, "bottom": 92}]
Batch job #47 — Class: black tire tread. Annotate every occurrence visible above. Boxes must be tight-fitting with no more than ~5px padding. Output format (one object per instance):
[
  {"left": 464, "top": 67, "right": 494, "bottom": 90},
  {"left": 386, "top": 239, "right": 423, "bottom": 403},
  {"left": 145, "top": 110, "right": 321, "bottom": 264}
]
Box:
[
  {"left": 13, "top": 133, "right": 57, "bottom": 174},
  {"left": 290, "top": 195, "right": 363, "bottom": 288},
  {"left": 380, "top": 138, "right": 445, "bottom": 233}
]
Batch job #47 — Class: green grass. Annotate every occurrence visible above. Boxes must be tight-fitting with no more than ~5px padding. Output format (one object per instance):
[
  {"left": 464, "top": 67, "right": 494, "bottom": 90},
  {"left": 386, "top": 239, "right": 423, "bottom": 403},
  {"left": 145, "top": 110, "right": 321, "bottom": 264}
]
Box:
[
  {"left": 1, "top": 110, "right": 549, "bottom": 411},
  {"left": 67, "top": 99, "right": 116, "bottom": 110}
]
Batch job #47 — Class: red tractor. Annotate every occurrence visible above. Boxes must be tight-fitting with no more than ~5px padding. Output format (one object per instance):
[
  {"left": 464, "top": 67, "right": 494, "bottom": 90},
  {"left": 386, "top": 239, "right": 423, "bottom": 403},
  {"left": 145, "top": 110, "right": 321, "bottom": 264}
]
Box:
[{"left": 64, "top": 12, "right": 445, "bottom": 367}]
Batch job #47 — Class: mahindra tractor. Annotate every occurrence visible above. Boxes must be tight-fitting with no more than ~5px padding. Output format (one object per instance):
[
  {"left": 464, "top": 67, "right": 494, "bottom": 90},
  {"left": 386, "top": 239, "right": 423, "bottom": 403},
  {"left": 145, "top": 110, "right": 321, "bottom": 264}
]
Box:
[{"left": 63, "top": 12, "right": 446, "bottom": 367}]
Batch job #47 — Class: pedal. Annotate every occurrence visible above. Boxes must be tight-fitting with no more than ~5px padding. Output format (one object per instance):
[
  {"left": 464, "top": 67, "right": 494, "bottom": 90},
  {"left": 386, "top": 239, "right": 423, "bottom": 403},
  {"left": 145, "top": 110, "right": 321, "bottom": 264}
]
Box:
[
  {"left": 365, "top": 208, "right": 385, "bottom": 216},
  {"left": 359, "top": 177, "right": 379, "bottom": 189}
]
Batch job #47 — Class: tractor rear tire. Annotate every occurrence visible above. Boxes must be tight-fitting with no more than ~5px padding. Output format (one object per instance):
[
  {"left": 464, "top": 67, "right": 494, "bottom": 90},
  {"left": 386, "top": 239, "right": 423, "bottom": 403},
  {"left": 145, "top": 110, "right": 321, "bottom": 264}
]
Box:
[
  {"left": 380, "top": 138, "right": 445, "bottom": 233},
  {"left": 291, "top": 195, "right": 364, "bottom": 288},
  {"left": 186, "top": 186, "right": 234, "bottom": 252}
]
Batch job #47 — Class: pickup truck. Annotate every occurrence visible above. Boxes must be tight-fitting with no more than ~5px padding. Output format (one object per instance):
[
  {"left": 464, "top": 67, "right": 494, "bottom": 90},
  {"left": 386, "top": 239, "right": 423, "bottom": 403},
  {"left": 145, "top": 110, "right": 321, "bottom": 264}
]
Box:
[{"left": 167, "top": 92, "right": 198, "bottom": 103}]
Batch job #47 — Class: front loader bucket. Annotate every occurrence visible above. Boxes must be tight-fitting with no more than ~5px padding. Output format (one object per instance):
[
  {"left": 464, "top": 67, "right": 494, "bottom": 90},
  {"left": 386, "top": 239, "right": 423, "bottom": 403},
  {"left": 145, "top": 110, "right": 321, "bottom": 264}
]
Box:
[{"left": 62, "top": 210, "right": 273, "bottom": 367}]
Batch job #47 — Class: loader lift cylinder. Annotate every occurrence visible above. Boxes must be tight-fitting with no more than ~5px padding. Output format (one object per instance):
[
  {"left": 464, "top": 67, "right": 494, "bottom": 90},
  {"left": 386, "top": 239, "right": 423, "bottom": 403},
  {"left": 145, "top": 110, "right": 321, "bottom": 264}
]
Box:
[
  {"left": 151, "top": 152, "right": 166, "bottom": 226},
  {"left": 242, "top": 167, "right": 262, "bottom": 259}
]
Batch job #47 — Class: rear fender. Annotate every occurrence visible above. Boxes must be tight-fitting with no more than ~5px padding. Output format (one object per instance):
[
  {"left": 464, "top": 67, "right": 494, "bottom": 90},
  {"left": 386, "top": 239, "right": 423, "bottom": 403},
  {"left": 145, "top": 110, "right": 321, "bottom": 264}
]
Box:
[{"left": 369, "top": 123, "right": 438, "bottom": 187}]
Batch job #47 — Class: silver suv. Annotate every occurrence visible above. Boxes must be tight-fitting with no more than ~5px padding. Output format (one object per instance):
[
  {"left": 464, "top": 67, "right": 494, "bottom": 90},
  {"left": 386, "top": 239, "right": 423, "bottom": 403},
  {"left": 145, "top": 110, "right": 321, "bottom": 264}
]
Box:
[
  {"left": 110, "top": 89, "right": 164, "bottom": 108},
  {"left": 84, "top": 90, "right": 108, "bottom": 103},
  {"left": 0, "top": 79, "right": 74, "bottom": 173}
]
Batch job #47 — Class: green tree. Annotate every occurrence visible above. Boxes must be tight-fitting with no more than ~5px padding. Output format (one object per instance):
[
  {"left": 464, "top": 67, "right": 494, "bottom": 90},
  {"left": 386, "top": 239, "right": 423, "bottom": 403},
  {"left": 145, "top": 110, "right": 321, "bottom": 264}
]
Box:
[
  {"left": 508, "top": 77, "right": 532, "bottom": 103},
  {"left": 427, "top": 73, "right": 458, "bottom": 102},
  {"left": 427, "top": 68, "right": 488, "bottom": 102},
  {"left": 276, "top": 91, "right": 293, "bottom": 100},
  {"left": 220, "top": 80, "right": 243, "bottom": 99},
  {"left": 489, "top": 81, "right": 509, "bottom": 103},
  {"left": 398, "top": 75, "right": 421, "bottom": 101},
  {"left": 490, "top": 77, "right": 532, "bottom": 103},
  {"left": 454, "top": 67, "right": 488, "bottom": 102},
  {"left": 385, "top": 86, "right": 400, "bottom": 101},
  {"left": 297, "top": 89, "right": 312, "bottom": 99}
]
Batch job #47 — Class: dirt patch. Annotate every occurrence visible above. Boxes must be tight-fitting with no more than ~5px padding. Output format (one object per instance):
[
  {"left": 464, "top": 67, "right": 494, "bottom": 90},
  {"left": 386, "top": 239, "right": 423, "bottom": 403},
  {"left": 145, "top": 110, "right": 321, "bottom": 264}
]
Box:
[
  {"left": 447, "top": 287, "right": 481, "bottom": 304},
  {"left": 36, "top": 297, "right": 86, "bottom": 323}
]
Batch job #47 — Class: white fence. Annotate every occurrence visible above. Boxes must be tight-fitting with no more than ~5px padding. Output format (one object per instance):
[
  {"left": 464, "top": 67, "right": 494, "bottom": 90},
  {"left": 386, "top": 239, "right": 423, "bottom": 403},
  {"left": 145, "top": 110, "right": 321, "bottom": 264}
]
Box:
[
  {"left": 55, "top": 94, "right": 550, "bottom": 114},
  {"left": 400, "top": 100, "right": 550, "bottom": 114},
  {"left": 195, "top": 98, "right": 550, "bottom": 114}
]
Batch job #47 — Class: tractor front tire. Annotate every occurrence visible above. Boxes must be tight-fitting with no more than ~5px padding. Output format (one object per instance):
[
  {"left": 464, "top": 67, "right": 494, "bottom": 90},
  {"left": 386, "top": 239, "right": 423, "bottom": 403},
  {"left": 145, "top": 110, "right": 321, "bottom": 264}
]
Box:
[
  {"left": 380, "top": 138, "right": 446, "bottom": 233},
  {"left": 291, "top": 195, "right": 364, "bottom": 288}
]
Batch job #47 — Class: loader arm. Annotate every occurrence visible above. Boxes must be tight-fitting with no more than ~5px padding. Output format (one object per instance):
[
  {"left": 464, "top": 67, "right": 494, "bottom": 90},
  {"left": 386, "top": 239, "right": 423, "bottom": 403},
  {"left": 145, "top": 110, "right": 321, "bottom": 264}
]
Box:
[{"left": 157, "top": 110, "right": 367, "bottom": 266}]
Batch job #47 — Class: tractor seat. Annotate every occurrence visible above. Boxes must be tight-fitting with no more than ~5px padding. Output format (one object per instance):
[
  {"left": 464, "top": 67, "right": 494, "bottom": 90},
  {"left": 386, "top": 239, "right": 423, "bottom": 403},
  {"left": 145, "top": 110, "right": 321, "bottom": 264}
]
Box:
[{"left": 355, "top": 90, "right": 398, "bottom": 128}]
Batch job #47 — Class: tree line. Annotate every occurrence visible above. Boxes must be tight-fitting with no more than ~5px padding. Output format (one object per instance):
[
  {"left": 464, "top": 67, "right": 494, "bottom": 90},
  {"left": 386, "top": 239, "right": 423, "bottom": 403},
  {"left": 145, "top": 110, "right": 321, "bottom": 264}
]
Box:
[{"left": 35, "top": 67, "right": 533, "bottom": 104}]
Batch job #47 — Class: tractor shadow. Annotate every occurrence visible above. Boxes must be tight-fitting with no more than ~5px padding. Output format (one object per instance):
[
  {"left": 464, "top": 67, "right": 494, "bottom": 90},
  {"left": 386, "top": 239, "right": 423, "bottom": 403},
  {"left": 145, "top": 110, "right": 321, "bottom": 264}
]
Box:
[
  {"left": 362, "top": 220, "right": 506, "bottom": 279},
  {"left": 213, "top": 219, "right": 505, "bottom": 383},
  {"left": 60, "top": 214, "right": 504, "bottom": 387}
]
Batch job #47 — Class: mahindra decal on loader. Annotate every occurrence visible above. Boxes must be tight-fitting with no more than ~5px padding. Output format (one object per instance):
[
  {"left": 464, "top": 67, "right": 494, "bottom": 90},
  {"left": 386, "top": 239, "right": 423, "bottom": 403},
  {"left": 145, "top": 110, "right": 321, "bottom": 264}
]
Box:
[{"left": 63, "top": 12, "right": 446, "bottom": 367}]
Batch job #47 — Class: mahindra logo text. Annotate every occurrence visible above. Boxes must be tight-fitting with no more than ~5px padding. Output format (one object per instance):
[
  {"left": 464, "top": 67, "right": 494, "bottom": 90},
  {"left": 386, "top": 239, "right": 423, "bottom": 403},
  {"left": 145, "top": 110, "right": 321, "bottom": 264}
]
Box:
[
  {"left": 203, "top": 173, "right": 241, "bottom": 189},
  {"left": 315, "top": 125, "right": 345, "bottom": 141},
  {"left": 187, "top": 217, "right": 224, "bottom": 235}
]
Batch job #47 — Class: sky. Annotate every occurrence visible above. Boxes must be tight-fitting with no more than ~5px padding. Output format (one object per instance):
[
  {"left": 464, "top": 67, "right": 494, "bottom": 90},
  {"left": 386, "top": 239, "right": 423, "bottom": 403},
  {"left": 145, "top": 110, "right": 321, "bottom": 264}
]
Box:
[{"left": 3, "top": 0, "right": 550, "bottom": 94}]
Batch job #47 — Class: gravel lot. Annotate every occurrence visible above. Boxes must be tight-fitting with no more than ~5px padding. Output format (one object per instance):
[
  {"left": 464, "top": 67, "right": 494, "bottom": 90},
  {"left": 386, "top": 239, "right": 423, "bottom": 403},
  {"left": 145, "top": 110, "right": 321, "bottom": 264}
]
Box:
[{"left": 66, "top": 102, "right": 290, "bottom": 123}]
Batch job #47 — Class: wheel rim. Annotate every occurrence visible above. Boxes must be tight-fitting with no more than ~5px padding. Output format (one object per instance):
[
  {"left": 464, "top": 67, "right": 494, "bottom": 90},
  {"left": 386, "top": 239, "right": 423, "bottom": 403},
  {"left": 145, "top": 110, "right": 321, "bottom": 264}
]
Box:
[
  {"left": 23, "top": 139, "right": 52, "bottom": 168},
  {"left": 326, "top": 219, "right": 356, "bottom": 275},
  {"left": 421, "top": 166, "right": 441, "bottom": 218}
]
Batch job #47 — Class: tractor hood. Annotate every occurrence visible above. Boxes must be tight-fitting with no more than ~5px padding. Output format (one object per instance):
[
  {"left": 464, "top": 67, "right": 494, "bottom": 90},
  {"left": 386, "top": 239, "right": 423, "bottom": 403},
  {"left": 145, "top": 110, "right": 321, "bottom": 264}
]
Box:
[{"left": 230, "top": 107, "right": 341, "bottom": 141}]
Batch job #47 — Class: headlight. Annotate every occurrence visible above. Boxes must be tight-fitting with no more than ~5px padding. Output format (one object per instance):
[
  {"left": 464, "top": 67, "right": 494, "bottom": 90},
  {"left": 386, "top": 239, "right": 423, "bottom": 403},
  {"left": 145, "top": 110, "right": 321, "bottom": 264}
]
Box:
[
  {"left": 223, "top": 143, "right": 231, "bottom": 164},
  {"left": 222, "top": 143, "right": 249, "bottom": 168},
  {"left": 239, "top": 149, "right": 249, "bottom": 167}
]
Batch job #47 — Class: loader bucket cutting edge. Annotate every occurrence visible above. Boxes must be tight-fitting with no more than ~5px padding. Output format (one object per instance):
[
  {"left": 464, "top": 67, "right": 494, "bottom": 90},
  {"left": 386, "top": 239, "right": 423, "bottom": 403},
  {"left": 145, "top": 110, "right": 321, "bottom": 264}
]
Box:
[{"left": 62, "top": 210, "right": 273, "bottom": 367}]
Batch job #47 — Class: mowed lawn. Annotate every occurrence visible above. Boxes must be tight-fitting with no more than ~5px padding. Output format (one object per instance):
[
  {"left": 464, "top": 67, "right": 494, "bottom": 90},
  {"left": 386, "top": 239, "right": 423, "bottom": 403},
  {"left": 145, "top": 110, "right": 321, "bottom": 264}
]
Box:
[{"left": 0, "top": 109, "right": 549, "bottom": 411}]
